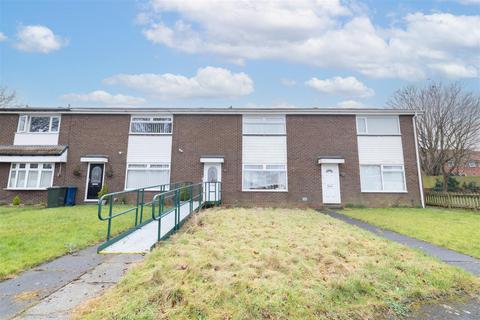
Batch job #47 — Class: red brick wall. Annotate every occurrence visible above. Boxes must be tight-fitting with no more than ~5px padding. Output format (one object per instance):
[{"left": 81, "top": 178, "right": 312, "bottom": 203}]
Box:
[
  {"left": 171, "top": 114, "right": 422, "bottom": 207},
  {"left": 0, "top": 112, "right": 422, "bottom": 207},
  {"left": 56, "top": 114, "right": 130, "bottom": 203}
]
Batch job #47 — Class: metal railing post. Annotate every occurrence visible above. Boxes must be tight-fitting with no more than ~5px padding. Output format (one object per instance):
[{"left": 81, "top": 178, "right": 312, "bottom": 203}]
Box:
[
  {"left": 135, "top": 190, "right": 140, "bottom": 226},
  {"left": 189, "top": 185, "right": 193, "bottom": 214},
  {"left": 107, "top": 196, "right": 113, "bottom": 241},
  {"left": 158, "top": 193, "right": 164, "bottom": 241},
  {"left": 140, "top": 189, "right": 145, "bottom": 224}
]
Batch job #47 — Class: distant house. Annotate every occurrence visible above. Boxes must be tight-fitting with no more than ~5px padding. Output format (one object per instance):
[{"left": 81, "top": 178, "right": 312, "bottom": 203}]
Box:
[
  {"left": 447, "top": 151, "right": 480, "bottom": 176},
  {"left": 0, "top": 107, "right": 424, "bottom": 207}
]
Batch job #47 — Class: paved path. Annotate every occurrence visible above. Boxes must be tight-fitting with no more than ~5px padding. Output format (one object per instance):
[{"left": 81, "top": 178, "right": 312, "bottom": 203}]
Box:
[
  {"left": 0, "top": 246, "right": 143, "bottom": 320},
  {"left": 102, "top": 200, "right": 200, "bottom": 254},
  {"left": 321, "top": 210, "right": 480, "bottom": 320},
  {"left": 322, "top": 210, "right": 480, "bottom": 275}
]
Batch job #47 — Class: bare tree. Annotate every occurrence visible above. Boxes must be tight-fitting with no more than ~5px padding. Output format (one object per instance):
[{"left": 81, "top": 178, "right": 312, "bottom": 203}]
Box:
[
  {"left": 0, "top": 87, "right": 17, "bottom": 108},
  {"left": 388, "top": 82, "right": 480, "bottom": 191}
]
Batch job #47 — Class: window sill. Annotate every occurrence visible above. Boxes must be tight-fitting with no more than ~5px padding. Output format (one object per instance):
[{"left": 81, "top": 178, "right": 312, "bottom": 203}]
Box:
[
  {"left": 356, "top": 133, "right": 401, "bottom": 136},
  {"left": 361, "top": 190, "right": 408, "bottom": 194},
  {"left": 242, "top": 133, "right": 286, "bottom": 136},
  {"left": 128, "top": 133, "right": 172, "bottom": 136},
  {"left": 242, "top": 189, "right": 288, "bottom": 193},
  {"left": 16, "top": 132, "right": 59, "bottom": 134},
  {"left": 4, "top": 188, "right": 49, "bottom": 191}
]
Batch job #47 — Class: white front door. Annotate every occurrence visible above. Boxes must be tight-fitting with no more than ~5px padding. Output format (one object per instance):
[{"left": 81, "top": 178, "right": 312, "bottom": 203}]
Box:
[
  {"left": 321, "top": 164, "right": 341, "bottom": 204},
  {"left": 203, "top": 163, "right": 221, "bottom": 202}
]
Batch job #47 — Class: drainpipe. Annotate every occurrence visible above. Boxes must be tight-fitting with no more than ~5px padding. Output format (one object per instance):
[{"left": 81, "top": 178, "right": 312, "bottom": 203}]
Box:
[{"left": 412, "top": 112, "right": 425, "bottom": 208}]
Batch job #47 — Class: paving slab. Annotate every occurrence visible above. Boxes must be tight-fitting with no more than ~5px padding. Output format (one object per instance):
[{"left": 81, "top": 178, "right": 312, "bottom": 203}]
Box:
[
  {"left": 0, "top": 243, "right": 143, "bottom": 320},
  {"left": 408, "top": 299, "right": 480, "bottom": 320}
]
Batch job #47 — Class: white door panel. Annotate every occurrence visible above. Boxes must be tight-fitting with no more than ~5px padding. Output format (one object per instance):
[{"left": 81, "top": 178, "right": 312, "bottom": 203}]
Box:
[
  {"left": 203, "top": 163, "right": 221, "bottom": 202},
  {"left": 321, "top": 164, "right": 341, "bottom": 204}
]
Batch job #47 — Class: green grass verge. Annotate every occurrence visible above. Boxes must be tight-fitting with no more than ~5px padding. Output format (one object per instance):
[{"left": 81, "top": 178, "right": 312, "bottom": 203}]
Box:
[
  {"left": 0, "top": 205, "right": 135, "bottom": 279},
  {"left": 341, "top": 207, "right": 480, "bottom": 258},
  {"left": 423, "top": 175, "right": 480, "bottom": 189},
  {"left": 75, "top": 208, "right": 479, "bottom": 320}
]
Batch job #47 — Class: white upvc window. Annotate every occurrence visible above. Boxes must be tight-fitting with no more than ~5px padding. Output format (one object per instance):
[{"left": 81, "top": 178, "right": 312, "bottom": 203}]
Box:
[
  {"left": 125, "top": 163, "right": 170, "bottom": 190},
  {"left": 130, "top": 115, "right": 172, "bottom": 134},
  {"left": 468, "top": 161, "right": 477, "bottom": 168},
  {"left": 356, "top": 116, "right": 400, "bottom": 135},
  {"left": 243, "top": 115, "right": 286, "bottom": 135},
  {"left": 360, "top": 164, "right": 406, "bottom": 192},
  {"left": 243, "top": 164, "right": 287, "bottom": 191},
  {"left": 17, "top": 115, "right": 60, "bottom": 133},
  {"left": 8, "top": 163, "right": 54, "bottom": 190}
]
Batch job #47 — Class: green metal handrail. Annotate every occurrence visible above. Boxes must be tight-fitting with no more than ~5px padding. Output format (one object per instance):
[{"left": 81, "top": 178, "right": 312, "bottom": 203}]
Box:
[
  {"left": 97, "top": 181, "right": 191, "bottom": 244},
  {"left": 152, "top": 182, "right": 221, "bottom": 242}
]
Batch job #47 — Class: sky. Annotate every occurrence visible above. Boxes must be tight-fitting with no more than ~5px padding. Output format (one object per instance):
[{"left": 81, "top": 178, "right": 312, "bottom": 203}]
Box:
[{"left": 0, "top": 0, "right": 479, "bottom": 109}]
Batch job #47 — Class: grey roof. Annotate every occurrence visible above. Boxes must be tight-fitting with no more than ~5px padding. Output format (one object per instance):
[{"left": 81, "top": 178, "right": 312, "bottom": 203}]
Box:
[
  {"left": 0, "top": 106, "right": 420, "bottom": 116},
  {"left": 0, "top": 145, "right": 68, "bottom": 156}
]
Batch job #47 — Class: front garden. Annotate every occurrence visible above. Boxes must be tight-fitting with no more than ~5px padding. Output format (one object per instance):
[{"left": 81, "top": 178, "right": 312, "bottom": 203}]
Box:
[
  {"left": 342, "top": 207, "right": 480, "bottom": 258},
  {"left": 74, "top": 208, "right": 479, "bottom": 319},
  {"left": 0, "top": 205, "right": 132, "bottom": 279}
]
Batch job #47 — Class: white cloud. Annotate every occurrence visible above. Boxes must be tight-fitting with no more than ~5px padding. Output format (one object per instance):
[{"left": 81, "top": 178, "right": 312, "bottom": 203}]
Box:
[
  {"left": 139, "top": 1, "right": 480, "bottom": 79},
  {"left": 0, "top": 32, "right": 7, "bottom": 41},
  {"left": 280, "top": 78, "right": 297, "bottom": 86},
  {"left": 103, "top": 66, "right": 254, "bottom": 99},
  {"left": 456, "top": 0, "right": 480, "bottom": 5},
  {"left": 305, "top": 76, "right": 374, "bottom": 97},
  {"left": 61, "top": 90, "right": 146, "bottom": 106},
  {"left": 15, "top": 25, "right": 67, "bottom": 53},
  {"left": 336, "top": 100, "right": 368, "bottom": 108}
]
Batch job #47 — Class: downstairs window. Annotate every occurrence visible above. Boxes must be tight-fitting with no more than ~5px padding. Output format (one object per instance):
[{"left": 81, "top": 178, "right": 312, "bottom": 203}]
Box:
[
  {"left": 360, "top": 165, "right": 406, "bottom": 192},
  {"left": 243, "top": 164, "right": 287, "bottom": 191},
  {"left": 125, "top": 163, "right": 170, "bottom": 190},
  {"left": 8, "top": 163, "right": 54, "bottom": 189}
]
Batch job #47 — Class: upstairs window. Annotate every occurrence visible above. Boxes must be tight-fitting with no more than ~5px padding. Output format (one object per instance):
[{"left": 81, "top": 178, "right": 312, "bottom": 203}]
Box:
[
  {"left": 130, "top": 116, "right": 172, "bottom": 134},
  {"left": 356, "top": 116, "right": 400, "bottom": 135},
  {"left": 17, "top": 115, "right": 60, "bottom": 133},
  {"left": 243, "top": 115, "right": 286, "bottom": 135}
]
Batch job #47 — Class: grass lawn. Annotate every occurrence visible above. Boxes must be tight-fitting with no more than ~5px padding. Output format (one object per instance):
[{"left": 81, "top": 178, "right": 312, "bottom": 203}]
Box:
[
  {"left": 0, "top": 204, "right": 134, "bottom": 280},
  {"left": 75, "top": 208, "right": 479, "bottom": 320},
  {"left": 341, "top": 207, "right": 480, "bottom": 259}
]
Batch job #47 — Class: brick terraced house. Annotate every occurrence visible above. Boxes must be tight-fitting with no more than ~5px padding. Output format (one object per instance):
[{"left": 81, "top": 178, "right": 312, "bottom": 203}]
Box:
[{"left": 0, "top": 107, "right": 424, "bottom": 208}]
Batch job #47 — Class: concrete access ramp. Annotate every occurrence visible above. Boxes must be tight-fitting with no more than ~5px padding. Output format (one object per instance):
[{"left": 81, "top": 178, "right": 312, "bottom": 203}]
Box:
[{"left": 100, "top": 200, "right": 201, "bottom": 254}]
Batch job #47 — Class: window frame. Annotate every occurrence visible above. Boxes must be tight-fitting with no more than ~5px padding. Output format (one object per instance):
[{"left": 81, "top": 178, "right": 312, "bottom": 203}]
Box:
[
  {"left": 129, "top": 115, "right": 173, "bottom": 135},
  {"left": 356, "top": 116, "right": 401, "bottom": 136},
  {"left": 7, "top": 162, "right": 55, "bottom": 190},
  {"left": 242, "top": 115, "right": 286, "bottom": 135},
  {"left": 359, "top": 164, "right": 407, "bottom": 193},
  {"left": 124, "top": 163, "right": 171, "bottom": 191},
  {"left": 17, "top": 115, "right": 61, "bottom": 134},
  {"left": 242, "top": 163, "right": 288, "bottom": 192},
  {"left": 468, "top": 161, "right": 477, "bottom": 168}
]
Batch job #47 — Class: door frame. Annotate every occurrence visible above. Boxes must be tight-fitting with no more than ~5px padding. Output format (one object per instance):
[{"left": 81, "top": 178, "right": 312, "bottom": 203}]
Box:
[
  {"left": 321, "top": 163, "right": 342, "bottom": 204},
  {"left": 202, "top": 162, "right": 222, "bottom": 202},
  {"left": 84, "top": 162, "right": 106, "bottom": 202}
]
